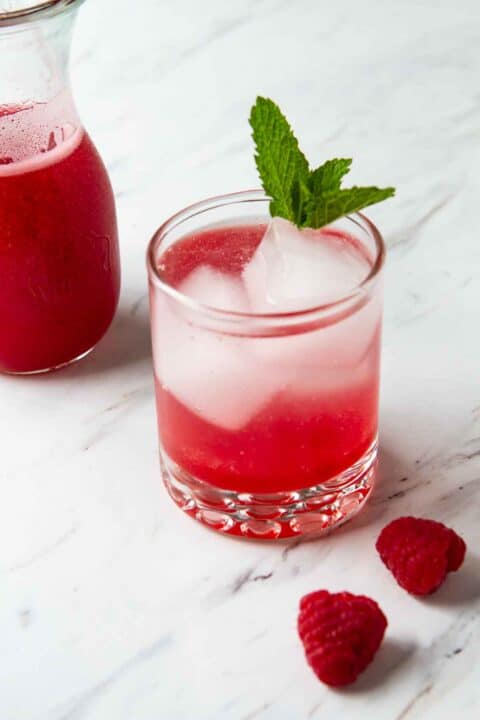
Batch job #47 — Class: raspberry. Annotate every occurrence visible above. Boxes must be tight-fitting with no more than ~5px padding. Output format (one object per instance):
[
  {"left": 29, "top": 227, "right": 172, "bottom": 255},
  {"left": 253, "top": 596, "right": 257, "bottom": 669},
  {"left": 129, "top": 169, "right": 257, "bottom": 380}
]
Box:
[
  {"left": 376, "top": 516, "right": 466, "bottom": 596},
  {"left": 297, "top": 590, "right": 387, "bottom": 687}
]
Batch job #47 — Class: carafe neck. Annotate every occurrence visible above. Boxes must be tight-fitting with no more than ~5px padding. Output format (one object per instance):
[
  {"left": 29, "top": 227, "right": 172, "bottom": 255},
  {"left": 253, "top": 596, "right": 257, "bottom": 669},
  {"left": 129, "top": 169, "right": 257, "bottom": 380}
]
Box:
[
  {"left": 0, "top": 2, "right": 84, "bottom": 164},
  {"left": 0, "top": 7, "right": 78, "bottom": 105}
]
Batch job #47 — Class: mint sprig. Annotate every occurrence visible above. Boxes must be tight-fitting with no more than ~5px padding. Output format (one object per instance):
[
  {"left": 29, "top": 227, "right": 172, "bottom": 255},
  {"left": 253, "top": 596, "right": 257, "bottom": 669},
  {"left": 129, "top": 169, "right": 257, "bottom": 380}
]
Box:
[
  {"left": 249, "top": 97, "right": 310, "bottom": 225},
  {"left": 249, "top": 97, "right": 395, "bottom": 229}
]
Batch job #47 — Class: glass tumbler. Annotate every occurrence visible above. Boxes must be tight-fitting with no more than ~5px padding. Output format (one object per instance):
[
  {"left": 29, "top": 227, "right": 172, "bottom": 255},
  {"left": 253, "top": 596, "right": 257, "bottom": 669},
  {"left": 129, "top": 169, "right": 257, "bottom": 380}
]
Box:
[{"left": 147, "top": 190, "right": 385, "bottom": 539}]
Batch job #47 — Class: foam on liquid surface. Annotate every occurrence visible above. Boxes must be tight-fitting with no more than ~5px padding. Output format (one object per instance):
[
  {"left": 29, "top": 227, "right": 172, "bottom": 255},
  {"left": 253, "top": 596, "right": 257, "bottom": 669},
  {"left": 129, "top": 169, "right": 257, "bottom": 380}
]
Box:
[{"left": 0, "top": 94, "right": 82, "bottom": 177}]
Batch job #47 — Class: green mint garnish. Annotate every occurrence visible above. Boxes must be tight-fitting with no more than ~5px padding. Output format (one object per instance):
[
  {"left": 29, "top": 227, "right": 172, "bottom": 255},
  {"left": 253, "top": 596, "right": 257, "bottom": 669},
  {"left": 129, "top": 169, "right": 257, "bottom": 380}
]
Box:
[{"left": 249, "top": 97, "right": 395, "bottom": 229}]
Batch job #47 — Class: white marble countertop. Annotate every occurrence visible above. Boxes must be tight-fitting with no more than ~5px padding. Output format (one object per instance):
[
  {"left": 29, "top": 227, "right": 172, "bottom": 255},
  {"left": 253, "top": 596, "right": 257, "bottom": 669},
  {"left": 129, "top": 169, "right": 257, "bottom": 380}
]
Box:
[{"left": 1, "top": 0, "right": 480, "bottom": 718}]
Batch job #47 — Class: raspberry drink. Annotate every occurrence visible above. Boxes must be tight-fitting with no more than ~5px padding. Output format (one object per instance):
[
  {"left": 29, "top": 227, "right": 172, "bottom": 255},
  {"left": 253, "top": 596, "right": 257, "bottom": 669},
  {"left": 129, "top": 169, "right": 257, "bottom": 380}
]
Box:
[
  {"left": 0, "top": 1, "right": 120, "bottom": 374},
  {"left": 0, "top": 105, "right": 119, "bottom": 373},
  {"left": 155, "top": 224, "right": 380, "bottom": 494},
  {"left": 148, "top": 97, "right": 392, "bottom": 538},
  {"left": 148, "top": 191, "right": 385, "bottom": 539}
]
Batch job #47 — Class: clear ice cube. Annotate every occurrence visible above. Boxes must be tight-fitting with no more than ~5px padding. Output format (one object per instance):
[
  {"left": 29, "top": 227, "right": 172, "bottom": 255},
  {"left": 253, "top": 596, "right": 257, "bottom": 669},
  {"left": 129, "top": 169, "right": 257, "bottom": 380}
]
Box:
[
  {"left": 180, "top": 264, "right": 249, "bottom": 313},
  {"left": 242, "top": 217, "right": 370, "bottom": 313},
  {"left": 152, "top": 268, "right": 277, "bottom": 431},
  {"left": 241, "top": 217, "right": 380, "bottom": 392}
]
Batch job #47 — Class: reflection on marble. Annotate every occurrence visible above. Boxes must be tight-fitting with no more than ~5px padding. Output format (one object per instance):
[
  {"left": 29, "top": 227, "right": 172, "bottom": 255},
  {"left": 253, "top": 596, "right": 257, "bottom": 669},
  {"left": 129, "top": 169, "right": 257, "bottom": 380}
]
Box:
[{"left": 1, "top": 0, "right": 479, "bottom": 718}]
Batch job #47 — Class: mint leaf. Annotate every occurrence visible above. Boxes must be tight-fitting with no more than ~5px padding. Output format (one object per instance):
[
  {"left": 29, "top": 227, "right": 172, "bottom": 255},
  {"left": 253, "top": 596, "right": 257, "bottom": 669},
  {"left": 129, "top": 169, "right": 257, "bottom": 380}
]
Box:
[
  {"left": 249, "top": 97, "right": 310, "bottom": 223},
  {"left": 250, "top": 97, "right": 395, "bottom": 229},
  {"left": 305, "top": 185, "right": 395, "bottom": 229},
  {"left": 310, "top": 158, "right": 352, "bottom": 194},
  {"left": 291, "top": 176, "right": 312, "bottom": 227}
]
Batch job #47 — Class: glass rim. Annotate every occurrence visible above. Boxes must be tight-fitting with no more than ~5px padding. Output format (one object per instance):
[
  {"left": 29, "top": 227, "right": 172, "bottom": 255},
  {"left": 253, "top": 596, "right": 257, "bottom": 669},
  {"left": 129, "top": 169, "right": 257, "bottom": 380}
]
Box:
[
  {"left": 147, "top": 188, "right": 386, "bottom": 325},
  {"left": 0, "top": 0, "right": 84, "bottom": 26}
]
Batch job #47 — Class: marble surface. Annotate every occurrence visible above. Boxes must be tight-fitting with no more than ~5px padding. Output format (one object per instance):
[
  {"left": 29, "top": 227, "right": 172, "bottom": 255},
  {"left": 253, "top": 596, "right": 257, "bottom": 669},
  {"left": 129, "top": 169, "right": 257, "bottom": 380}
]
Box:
[{"left": 1, "top": 0, "right": 480, "bottom": 717}]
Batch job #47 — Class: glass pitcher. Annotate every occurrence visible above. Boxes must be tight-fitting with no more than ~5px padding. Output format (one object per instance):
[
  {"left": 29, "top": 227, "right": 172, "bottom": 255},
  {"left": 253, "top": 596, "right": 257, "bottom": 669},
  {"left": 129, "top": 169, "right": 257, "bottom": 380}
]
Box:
[{"left": 0, "top": 0, "right": 120, "bottom": 374}]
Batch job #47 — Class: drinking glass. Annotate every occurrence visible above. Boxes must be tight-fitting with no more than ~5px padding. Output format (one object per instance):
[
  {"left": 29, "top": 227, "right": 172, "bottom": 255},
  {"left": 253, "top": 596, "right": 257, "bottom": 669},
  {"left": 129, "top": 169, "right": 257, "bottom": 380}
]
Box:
[{"left": 147, "top": 190, "right": 385, "bottom": 539}]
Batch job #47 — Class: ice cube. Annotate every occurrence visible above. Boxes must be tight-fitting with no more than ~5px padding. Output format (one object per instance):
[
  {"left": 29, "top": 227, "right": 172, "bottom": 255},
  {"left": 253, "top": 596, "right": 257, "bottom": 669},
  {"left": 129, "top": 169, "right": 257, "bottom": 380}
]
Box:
[
  {"left": 242, "top": 217, "right": 370, "bottom": 313},
  {"left": 241, "top": 217, "right": 380, "bottom": 393},
  {"left": 152, "top": 294, "right": 278, "bottom": 432},
  {"left": 180, "top": 264, "right": 249, "bottom": 312},
  {"left": 245, "top": 290, "right": 381, "bottom": 387}
]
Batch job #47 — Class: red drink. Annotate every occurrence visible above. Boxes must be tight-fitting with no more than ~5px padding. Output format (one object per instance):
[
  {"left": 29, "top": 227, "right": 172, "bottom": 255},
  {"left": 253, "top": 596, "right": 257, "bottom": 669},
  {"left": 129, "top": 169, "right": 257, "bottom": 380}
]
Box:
[
  {"left": 0, "top": 104, "right": 120, "bottom": 373},
  {"left": 148, "top": 191, "right": 384, "bottom": 539}
]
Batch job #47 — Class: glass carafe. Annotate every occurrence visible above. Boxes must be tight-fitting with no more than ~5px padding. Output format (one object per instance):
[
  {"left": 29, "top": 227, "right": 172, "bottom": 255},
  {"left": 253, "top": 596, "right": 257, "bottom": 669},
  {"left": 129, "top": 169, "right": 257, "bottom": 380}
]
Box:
[{"left": 0, "top": 0, "right": 120, "bottom": 374}]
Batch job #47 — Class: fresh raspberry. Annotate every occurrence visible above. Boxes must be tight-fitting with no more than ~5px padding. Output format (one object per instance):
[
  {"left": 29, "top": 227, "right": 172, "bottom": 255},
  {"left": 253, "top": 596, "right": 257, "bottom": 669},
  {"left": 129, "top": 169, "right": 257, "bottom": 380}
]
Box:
[
  {"left": 376, "top": 516, "right": 466, "bottom": 596},
  {"left": 297, "top": 590, "right": 387, "bottom": 687}
]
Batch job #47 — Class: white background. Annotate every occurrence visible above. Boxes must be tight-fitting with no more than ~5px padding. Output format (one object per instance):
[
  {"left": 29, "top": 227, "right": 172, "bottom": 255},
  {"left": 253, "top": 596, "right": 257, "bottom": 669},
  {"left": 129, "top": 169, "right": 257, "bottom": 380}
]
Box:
[{"left": 1, "top": 1, "right": 479, "bottom": 718}]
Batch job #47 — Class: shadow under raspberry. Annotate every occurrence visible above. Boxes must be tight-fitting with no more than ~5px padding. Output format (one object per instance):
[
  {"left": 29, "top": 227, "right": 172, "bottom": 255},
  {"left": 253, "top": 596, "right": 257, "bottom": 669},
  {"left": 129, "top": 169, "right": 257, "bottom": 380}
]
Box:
[
  {"left": 417, "top": 553, "right": 480, "bottom": 608},
  {"left": 338, "top": 638, "right": 416, "bottom": 694}
]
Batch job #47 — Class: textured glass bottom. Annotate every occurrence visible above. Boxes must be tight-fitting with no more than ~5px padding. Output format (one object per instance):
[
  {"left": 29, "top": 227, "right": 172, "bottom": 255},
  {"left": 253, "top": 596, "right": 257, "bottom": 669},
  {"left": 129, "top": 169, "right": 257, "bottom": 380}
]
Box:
[
  {"left": 1, "top": 344, "right": 95, "bottom": 376},
  {"left": 161, "top": 440, "right": 377, "bottom": 540}
]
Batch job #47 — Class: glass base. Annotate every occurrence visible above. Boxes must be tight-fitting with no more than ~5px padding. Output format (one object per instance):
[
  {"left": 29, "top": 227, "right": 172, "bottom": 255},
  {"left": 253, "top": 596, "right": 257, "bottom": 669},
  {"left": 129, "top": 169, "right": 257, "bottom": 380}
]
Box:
[
  {"left": 161, "top": 440, "right": 377, "bottom": 540},
  {"left": 1, "top": 344, "right": 95, "bottom": 376}
]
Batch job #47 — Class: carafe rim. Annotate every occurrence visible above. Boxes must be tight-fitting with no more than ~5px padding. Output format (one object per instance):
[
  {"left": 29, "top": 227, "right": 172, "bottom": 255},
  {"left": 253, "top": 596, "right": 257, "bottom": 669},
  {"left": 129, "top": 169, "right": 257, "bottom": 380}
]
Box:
[{"left": 0, "top": 0, "right": 85, "bottom": 27}]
